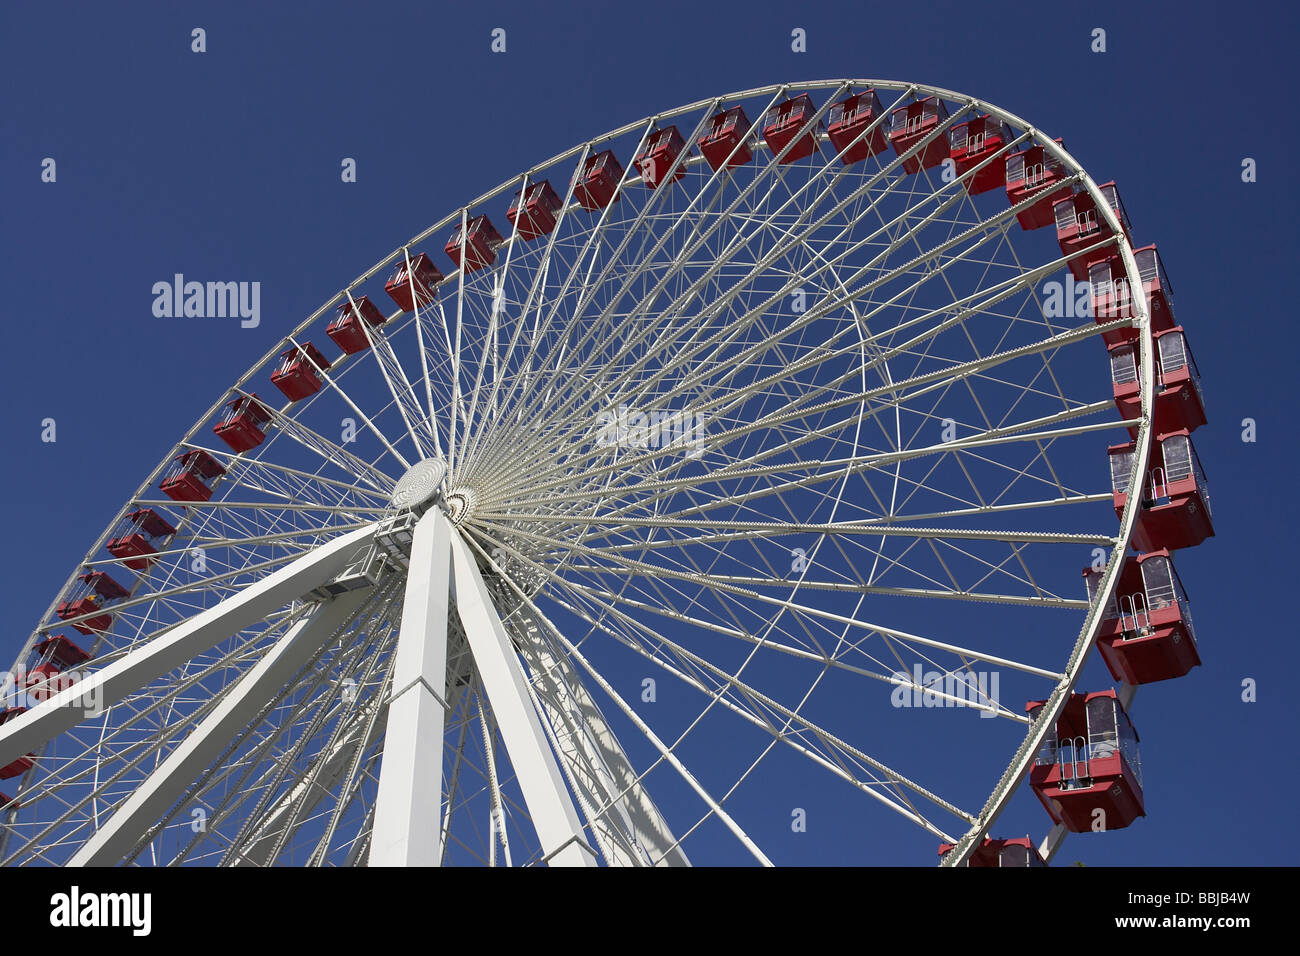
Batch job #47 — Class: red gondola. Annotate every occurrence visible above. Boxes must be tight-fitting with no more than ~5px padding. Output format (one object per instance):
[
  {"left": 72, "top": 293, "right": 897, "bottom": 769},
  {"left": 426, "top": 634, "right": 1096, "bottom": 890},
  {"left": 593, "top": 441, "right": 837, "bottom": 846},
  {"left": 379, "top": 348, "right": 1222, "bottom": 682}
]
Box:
[
  {"left": 445, "top": 215, "right": 503, "bottom": 274},
  {"left": 0, "top": 792, "right": 19, "bottom": 811},
  {"left": 24, "top": 634, "right": 92, "bottom": 699},
  {"left": 573, "top": 151, "right": 624, "bottom": 211},
  {"left": 698, "top": 107, "right": 753, "bottom": 171},
  {"left": 1028, "top": 690, "right": 1144, "bottom": 832},
  {"left": 1054, "top": 182, "right": 1131, "bottom": 280},
  {"left": 1088, "top": 245, "right": 1177, "bottom": 341},
  {"left": 1108, "top": 327, "right": 1207, "bottom": 438},
  {"left": 1005, "top": 139, "right": 1072, "bottom": 230},
  {"left": 1135, "top": 244, "right": 1176, "bottom": 330},
  {"left": 31, "top": 634, "right": 91, "bottom": 671},
  {"left": 56, "top": 571, "right": 128, "bottom": 635},
  {"left": 214, "top": 394, "right": 273, "bottom": 453},
  {"left": 271, "top": 343, "right": 331, "bottom": 402},
  {"left": 762, "top": 94, "right": 819, "bottom": 164},
  {"left": 327, "top": 296, "right": 388, "bottom": 355},
  {"left": 938, "top": 836, "right": 1046, "bottom": 867},
  {"left": 888, "top": 97, "right": 949, "bottom": 173},
  {"left": 1085, "top": 551, "right": 1201, "bottom": 685},
  {"left": 384, "top": 253, "right": 442, "bottom": 312},
  {"left": 0, "top": 708, "right": 35, "bottom": 780},
  {"left": 826, "top": 90, "right": 888, "bottom": 165},
  {"left": 634, "top": 127, "right": 687, "bottom": 188},
  {"left": 160, "top": 449, "right": 227, "bottom": 503},
  {"left": 507, "top": 181, "right": 564, "bottom": 240},
  {"left": 947, "top": 115, "right": 1012, "bottom": 195},
  {"left": 106, "top": 508, "right": 177, "bottom": 571},
  {"left": 1109, "top": 430, "right": 1214, "bottom": 552}
]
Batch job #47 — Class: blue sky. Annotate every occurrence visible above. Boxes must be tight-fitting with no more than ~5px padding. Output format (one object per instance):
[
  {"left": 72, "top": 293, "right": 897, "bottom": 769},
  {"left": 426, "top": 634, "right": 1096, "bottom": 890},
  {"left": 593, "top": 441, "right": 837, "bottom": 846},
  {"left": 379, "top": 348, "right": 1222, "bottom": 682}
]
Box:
[{"left": 1, "top": 0, "right": 1297, "bottom": 865}]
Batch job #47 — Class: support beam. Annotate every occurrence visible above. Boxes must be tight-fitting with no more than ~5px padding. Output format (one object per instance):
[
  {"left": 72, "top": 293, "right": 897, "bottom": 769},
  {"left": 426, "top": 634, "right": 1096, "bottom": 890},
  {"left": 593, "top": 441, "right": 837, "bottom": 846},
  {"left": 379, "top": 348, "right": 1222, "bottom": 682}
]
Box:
[
  {"left": 1039, "top": 822, "right": 1069, "bottom": 864},
  {"left": 0, "top": 525, "right": 378, "bottom": 770},
  {"left": 512, "top": 609, "right": 687, "bottom": 866},
  {"left": 69, "top": 589, "right": 371, "bottom": 866},
  {"left": 368, "top": 509, "right": 452, "bottom": 867},
  {"left": 448, "top": 530, "right": 598, "bottom": 866}
]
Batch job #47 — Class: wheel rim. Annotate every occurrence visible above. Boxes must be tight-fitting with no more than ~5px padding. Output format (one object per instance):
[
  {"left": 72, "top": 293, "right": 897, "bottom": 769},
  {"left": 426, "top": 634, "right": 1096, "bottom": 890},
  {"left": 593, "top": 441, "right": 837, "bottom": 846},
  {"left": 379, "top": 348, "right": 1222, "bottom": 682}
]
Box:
[{"left": 0, "top": 80, "right": 1150, "bottom": 866}]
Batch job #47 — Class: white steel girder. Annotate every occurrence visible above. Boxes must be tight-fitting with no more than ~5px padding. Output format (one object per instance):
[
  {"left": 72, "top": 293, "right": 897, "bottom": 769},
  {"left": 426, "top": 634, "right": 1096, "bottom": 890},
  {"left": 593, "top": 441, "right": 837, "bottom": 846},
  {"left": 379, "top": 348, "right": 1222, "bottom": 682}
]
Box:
[
  {"left": 446, "top": 523, "right": 598, "bottom": 866},
  {"left": 0, "top": 525, "right": 378, "bottom": 773},
  {"left": 369, "top": 508, "right": 598, "bottom": 866},
  {"left": 368, "top": 508, "right": 453, "bottom": 867},
  {"left": 7, "top": 506, "right": 657, "bottom": 867},
  {"left": 69, "top": 587, "right": 373, "bottom": 866},
  {"left": 508, "top": 606, "right": 687, "bottom": 866}
]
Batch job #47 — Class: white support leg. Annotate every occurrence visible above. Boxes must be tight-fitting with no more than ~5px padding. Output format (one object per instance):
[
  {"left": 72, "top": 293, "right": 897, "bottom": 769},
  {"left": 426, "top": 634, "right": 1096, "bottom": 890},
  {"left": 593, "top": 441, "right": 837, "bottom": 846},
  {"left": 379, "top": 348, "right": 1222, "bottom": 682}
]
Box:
[
  {"left": 69, "top": 588, "right": 372, "bottom": 866},
  {"left": 0, "top": 525, "right": 377, "bottom": 770},
  {"left": 512, "top": 610, "right": 688, "bottom": 866},
  {"left": 448, "top": 531, "right": 598, "bottom": 866},
  {"left": 368, "top": 509, "right": 453, "bottom": 867}
]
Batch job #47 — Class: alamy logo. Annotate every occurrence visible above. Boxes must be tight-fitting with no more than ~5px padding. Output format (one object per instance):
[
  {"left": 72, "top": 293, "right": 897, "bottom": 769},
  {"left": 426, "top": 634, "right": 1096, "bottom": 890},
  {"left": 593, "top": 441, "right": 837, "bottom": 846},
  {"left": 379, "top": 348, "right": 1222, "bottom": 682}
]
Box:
[
  {"left": 49, "top": 886, "right": 151, "bottom": 936},
  {"left": 152, "top": 274, "right": 260, "bottom": 328},
  {"left": 594, "top": 405, "right": 707, "bottom": 458}
]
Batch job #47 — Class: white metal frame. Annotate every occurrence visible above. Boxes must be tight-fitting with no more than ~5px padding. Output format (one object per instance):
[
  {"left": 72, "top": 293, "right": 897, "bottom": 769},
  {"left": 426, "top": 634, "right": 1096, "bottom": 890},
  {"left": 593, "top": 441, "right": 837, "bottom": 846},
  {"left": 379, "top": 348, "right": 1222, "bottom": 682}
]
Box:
[{"left": 1, "top": 80, "right": 1158, "bottom": 868}]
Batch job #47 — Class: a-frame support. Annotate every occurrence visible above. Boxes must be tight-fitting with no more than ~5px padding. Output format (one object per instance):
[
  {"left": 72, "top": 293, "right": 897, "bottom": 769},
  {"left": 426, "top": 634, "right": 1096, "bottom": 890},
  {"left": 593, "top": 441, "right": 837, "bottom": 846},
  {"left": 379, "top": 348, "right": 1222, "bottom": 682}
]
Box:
[{"left": 369, "top": 508, "right": 596, "bottom": 866}]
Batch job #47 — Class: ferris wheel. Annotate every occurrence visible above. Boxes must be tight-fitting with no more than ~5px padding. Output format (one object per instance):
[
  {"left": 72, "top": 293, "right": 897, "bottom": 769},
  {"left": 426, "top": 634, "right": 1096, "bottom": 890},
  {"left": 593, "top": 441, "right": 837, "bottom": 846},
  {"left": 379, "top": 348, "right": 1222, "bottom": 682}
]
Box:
[{"left": 0, "top": 79, "right": 1213, "bottom": 867}]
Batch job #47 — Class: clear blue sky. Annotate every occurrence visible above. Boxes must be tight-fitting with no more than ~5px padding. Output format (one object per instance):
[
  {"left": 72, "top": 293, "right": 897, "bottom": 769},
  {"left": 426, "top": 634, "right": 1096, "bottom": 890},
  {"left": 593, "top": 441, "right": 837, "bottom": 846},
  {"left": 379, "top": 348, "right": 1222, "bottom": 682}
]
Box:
[{"left": 1, "top": 0, "right": 1296, "bottom": 865}]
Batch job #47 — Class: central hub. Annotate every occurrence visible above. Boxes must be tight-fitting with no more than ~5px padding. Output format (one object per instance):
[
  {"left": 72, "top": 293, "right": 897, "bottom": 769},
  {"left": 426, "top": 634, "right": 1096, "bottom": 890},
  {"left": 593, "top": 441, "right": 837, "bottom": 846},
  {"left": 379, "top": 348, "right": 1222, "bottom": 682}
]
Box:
[
  {"left": 444, "top": 487, "right": 476, "bottom": 526},
  {"left": 390, "top": 458, "right": 447, "bottom": 513}
]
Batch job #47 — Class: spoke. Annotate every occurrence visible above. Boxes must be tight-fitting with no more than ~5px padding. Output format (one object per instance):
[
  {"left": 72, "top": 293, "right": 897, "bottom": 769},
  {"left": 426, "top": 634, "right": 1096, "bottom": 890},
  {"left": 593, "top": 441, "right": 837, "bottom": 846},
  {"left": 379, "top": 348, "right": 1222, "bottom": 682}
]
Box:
[
  {"left": 286, "top": 333, "right": 411, "bottom": 471},
  {"left": 347, "top": 290, "right": 434, "bottom": 461},
  {"left": 474, "top": 534, "right": 966, "bottom": 847}
]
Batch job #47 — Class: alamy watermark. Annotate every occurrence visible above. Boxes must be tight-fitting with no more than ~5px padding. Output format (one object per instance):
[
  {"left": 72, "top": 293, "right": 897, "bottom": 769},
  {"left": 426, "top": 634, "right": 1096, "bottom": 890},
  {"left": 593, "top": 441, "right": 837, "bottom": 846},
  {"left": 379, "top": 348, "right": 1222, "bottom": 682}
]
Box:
[
  {"left": 152, "top": 274, "right": 260, "bottom": 328},
  {"left": 1040, "top": 275, "right": 1093, "bottom": 319},
  {"left": 594, "top": 404, "right": 707, "bottom": 458},
  {"left": 889, "top": 664, "right": 1000, "bottom": 717},
  {"left": 2, "top": 668, "right": 103, "bottom": 716}
]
